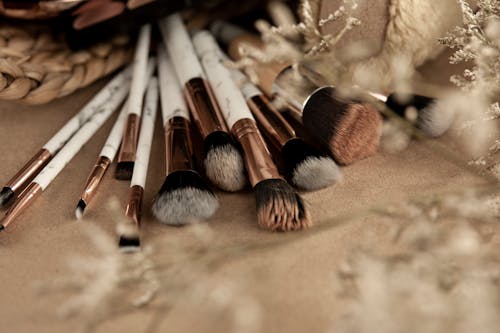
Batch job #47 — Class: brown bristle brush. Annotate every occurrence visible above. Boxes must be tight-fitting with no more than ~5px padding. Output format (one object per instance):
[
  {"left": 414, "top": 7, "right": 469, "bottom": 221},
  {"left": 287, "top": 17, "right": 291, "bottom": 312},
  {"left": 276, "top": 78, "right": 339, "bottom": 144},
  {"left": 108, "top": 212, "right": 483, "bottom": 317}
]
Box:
[
  {"left": 211, "top": 20, "right": 382, "bottom": 166},
  {"left": 193, "top": 30, "right": 310, "bottom": 231}
]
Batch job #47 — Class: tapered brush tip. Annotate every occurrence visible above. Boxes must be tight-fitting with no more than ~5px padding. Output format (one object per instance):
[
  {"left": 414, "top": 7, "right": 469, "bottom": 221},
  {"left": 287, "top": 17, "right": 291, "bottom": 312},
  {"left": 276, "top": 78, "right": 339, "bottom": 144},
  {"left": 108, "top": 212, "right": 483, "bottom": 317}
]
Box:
[
  {"left": 75, "top": 199, "right": 87, "bottom": 220},
  {"left": 152, "top": 170, "right": 218, "bottom": 225},
  {"left": 282, "top": 138, "right": 342, "bottom": 190},
  {"left": 115, "top": 162, "right": 134, "bottom": 180},
  {"left": 254, "top": 178, "right": 311, "bottom": 231},
  {"left": 203, "top": 132, "right": 247, "bottom": 192},
  {"left": 0, "top": 187, "right": 14, "bottom": 209},
  {"left": 302, "top": 87, "right": 382, "bottom": 165},
  {"left": 118, "top": 235, "right": 141, "bottom": 253}
]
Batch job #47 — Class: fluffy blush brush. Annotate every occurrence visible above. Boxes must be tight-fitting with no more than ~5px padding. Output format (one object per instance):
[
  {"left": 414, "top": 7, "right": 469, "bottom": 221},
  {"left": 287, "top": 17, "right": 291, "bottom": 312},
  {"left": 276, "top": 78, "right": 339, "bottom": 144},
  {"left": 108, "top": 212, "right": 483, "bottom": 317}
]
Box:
[
  {"left": 193, "top": 31, "right": 310, "bottom": 231},
  {"left": 158, "top": 14, "right": 246, "bottom": 192},
  {"left": 227, "top": 65, "right": 342, "bottom": 190},
  {"left": 152, "top": 46, "right": 218, "bottom": 225}
]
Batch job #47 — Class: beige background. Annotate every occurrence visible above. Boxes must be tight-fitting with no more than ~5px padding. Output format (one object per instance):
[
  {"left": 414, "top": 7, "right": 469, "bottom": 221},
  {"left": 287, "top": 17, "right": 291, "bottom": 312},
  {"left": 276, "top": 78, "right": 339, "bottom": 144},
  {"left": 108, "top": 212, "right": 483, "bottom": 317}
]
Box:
[{"left": 0, "top": 48, "right": 489, "bottom": 332}]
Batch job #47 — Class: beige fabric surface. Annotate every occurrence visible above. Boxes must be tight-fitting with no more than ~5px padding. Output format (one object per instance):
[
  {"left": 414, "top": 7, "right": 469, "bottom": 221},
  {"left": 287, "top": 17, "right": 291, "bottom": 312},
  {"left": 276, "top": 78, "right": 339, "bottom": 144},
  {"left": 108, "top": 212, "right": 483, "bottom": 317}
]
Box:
[{"left": 0, "top": 50, "right": 491, "bottom": 332}]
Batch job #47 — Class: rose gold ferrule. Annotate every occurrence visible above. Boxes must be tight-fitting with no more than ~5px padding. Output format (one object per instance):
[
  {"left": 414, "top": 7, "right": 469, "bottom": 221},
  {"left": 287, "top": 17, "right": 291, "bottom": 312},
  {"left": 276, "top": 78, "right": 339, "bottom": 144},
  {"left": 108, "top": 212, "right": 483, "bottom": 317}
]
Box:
[
  {"left": 117, "top": 113, "right": 141, "bottom": 163},
  {"left": 125, "top": 185, "right": 143, "bottom": 227},
  {"left": 184, "top": 77, "right": 229, "bottom": 139},
  {"left": 5, "top": 148, "right": 51, "bottom": 195},
  {"left": 231, "top": 118, "right": 281, "bottom": 187},
  {"left": 248, "top": 94, "right": 296, "bottom": 151},
  {"left": 164, "top": 117, "right": 195, "bottom": 175},
  {"left": 79, "top": 156, "right": 111, "bottom": 205},
  {"left": 2, "top": 182, "right": 42, "bottom": 228}
]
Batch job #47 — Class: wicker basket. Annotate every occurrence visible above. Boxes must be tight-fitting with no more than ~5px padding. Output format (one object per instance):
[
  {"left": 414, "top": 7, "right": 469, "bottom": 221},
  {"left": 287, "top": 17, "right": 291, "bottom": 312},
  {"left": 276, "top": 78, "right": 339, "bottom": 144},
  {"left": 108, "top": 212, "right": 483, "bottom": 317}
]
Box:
[{"left": 0, "top": 23, "right": 132, "bottom": 105}]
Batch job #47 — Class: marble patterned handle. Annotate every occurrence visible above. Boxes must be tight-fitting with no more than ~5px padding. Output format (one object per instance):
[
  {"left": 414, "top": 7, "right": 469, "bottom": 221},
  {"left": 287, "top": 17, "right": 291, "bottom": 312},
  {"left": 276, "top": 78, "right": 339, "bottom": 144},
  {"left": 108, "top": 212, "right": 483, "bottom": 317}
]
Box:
[
  {"left": 193, "top": 30, "right": 254, "bottom": 129},
  {"left": 159, "top": 14, "right": 204, "bottom": 85},
  {"left": 157, "top": 44, "right": 190, "bottom": 124},
  {"left": 131, "top": 77, "right": 159, "bottom": 189},
  {"left": 34, "top": 79, "right": 130, "bottom": 190},
  {"left": 43, "top": 65, "right": 132, "bottom": 154},
  {"left": 100, "top": 58, "right": 155, "bottom": 159},
  {"left": 127, "top": 24, "right": 152, "bottom": 116}
]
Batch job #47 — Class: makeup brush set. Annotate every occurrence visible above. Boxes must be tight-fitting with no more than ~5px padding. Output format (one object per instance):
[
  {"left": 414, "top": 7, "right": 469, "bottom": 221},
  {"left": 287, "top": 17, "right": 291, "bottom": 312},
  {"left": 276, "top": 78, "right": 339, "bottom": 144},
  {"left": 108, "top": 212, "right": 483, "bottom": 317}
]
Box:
[{"left": 0, "top": 12, "right": 455, "bottom": 250}]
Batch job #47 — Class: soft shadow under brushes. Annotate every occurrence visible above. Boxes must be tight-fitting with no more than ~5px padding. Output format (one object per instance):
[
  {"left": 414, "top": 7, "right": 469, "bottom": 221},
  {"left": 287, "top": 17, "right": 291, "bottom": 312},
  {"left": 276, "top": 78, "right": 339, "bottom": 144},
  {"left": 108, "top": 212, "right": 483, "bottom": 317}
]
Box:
[
  {"left": 193, "top": 30, "right": 310, "bottom": 231},
  {"left": 152, "top": 46, "right": 218, "bottom": 225},
  {"left": 159, "top": 14, "right": 246, "bottom": 192},
  {"left": 119, "top": 77, "right": 159, "bottom": 252}
]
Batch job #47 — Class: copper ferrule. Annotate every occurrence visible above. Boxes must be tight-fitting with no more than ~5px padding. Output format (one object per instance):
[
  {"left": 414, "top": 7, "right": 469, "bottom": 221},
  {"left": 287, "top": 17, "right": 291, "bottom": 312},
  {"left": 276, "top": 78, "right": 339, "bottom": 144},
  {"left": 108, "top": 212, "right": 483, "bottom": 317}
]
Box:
[
  {"left": 125, "top": 185, "right": 143, "bottom": 227},
  {"left": 2, "top": 182, "right": 42, "bottom": 228},
  {"left": 118, "top": 113, "right": 141, "bottom": 163},
  {"left": 80, "top": 156, "right": 111, "bottom": 205},
  {"left": 164, "top": 117, "right": 195, "bottom": 175},
  {"left": 231, "top": 118, "right": 281, "bottom": 187},
  {"left": 248, "top": 94, "right": 296, "bottom": 151},
  {"left": 6, "top": 148, "right": 51, "bottom": 196},
  {"left": 184, "top": 77, "right": 228, "bottom": 140}
]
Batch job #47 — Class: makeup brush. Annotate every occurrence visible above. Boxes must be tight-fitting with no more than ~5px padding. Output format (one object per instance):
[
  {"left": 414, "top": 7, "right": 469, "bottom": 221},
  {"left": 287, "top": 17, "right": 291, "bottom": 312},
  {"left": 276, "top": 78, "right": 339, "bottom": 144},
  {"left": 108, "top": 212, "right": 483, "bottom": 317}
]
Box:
[
  {"left": 152, "top": 46, "right": 218, "bottom": 225},
  {"left": 116, "top": 23, "right": 152, "bottom": 181},
  {"left": 75, "top": 58, "right": 155, "bottom": 219},
  {"left": 211, "top": 21, "right": 382, "bottom": 166},
  {"left": 0, "top": 78, "right": 130, "bottom": 232},
  {"left": 0, "top": 65, "right": 132, "bottom": 210},
  {"left": 192, "top": 31, "right": 310, "bottom": 231},
  {"left": 158, "top": 14, "right": 246, "bottom": 192},
  {"left": 119, "top": 77, "right": 159, "bottom": 252},
  {"left": 226, "top": 61, "right": 342, "bottom": 190}
]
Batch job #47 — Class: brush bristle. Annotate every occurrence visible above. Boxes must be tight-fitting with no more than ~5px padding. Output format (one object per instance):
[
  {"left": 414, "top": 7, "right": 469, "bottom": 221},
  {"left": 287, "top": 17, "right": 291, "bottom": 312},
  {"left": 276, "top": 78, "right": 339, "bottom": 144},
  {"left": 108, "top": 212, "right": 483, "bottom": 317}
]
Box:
[
  {"left": 115, "top": 162, "right": 134, "bottom": 180},
  {"left": 152, "top": 170, "right": 218, "bottom": 225},
  {"left": 0, "top": 187, "right": 14, "bottom": 209},
  {"left": 75, "top": 199, "right": 86, "bottom": 219},
  {"left": 385, "top": 94, "right": 452, "bottom": 137},
  {"left": 254, "top": 178, "right": 311, "bottom": 231},
  {"left": 203, "top": 131, "right": 247, "bottom": 191},
  {"left": 302, "top": 87, "right": 382, "bottom": 165},
  {"left": 0, "top": 224, "right": 4, "bottom": 232},
  {"left": 282, "top": 138, "right": 342, "bottom": 190},
  {"left": 118, "top": 235, "right": 141, "bottom": 253}
]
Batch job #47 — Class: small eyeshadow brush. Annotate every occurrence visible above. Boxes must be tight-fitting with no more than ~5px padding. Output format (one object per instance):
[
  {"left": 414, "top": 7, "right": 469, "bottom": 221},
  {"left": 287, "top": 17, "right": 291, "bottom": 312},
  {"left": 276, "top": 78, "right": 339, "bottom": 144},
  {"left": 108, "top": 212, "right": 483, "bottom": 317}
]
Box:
[
  {"left": 119, "top": 77, "right": 159, "bottom": 252},
  {"left": 1, "top": 78, "right": 130, "bottom": 232},
  {"left": 116, "top": 23, "right": 152, "bottom": 181},
  {"left": 227, "top": 62, "right": 342, "bottom": 191},
  {"left": 158, "top": 14, "right": 246, "bottom": 192},
  {"left": 193, "top": 31, "right": 310, "bottom": 231},
  {"left": 152, "top": 46, "right": 218, "bottom": 225},
  {"left": 75, "top": 58, "right": 155, "bottom": 219},
  {"left": 0, "top": 65, "right": 132, "bottom": 209}
]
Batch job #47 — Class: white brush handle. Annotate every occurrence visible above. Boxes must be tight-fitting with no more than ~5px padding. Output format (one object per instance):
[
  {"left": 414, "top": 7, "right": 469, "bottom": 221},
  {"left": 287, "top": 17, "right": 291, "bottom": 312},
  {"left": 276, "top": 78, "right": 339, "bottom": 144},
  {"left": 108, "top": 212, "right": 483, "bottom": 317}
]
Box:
[
  {"left": 159, "top": 14, "right": 204, "bottom": 85},
  {"left": 157, "top": 44, "right": 190, "bottom": 124},
  {"left": 216, "top": 51, "right": 260, "bottom": 99},
  {"left": 128, "top": 24, "right": 152, "bottom": 116},
  {"left": 99, "top": 58, "right": 155, "bottom": 159},
  {"left": 193, "top": 31, "right": 254, "bottom": 129},
  {"left": 43, "top": 66, "right": 132, "bottom": 154},
  {"left": 131, "top": 78, "right": 159, "bottom": 188},
  {"left": 34, "top": 81, "right": 129, "bottom": 190}
]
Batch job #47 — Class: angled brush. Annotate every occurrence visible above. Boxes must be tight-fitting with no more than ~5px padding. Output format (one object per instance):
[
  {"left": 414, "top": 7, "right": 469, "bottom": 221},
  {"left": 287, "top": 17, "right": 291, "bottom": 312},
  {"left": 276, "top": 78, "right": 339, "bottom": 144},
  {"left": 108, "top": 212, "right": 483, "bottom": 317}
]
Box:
[
  {"left": 193, "top": 31, "right": 310, "bottom": 231},
  {"left": 158, "top": 14, "right": 246, "bottom": 192},
  {"left": 75, "top": 58, "right": 155, "bottom": 219},
  {"left": 152, "top": 46, "right": 218, "bottom": 225}
]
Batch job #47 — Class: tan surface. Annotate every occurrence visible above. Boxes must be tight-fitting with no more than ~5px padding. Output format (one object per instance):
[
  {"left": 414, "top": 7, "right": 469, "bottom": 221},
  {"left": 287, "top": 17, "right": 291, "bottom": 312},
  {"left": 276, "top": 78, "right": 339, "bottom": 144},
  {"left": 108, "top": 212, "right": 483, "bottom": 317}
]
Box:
[{"left": 0, "top": 51, "right": 489, "bottom": 333}]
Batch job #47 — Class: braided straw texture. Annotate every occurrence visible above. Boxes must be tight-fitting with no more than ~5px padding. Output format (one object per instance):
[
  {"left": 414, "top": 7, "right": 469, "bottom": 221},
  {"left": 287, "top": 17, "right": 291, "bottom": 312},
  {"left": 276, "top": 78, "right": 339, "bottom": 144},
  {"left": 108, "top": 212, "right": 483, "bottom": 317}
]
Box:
[{"left": 0, "top": 24, "right": 132, "bottom": 104}]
